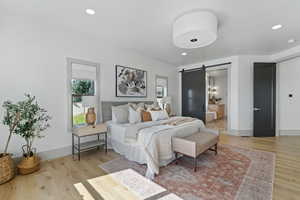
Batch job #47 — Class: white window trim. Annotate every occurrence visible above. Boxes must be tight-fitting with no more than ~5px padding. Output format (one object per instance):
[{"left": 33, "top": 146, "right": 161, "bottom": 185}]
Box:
[
  {"left": 67, "top": 58, "right": 101, "bottom": 131},
  {"left": 155, "top": 75, "right": 168, "bottom": 98}
]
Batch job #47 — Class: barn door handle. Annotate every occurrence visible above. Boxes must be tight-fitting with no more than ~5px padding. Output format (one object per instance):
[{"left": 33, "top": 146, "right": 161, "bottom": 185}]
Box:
[{"left": 254, "top": 107, "right": 261, "bottom": 111}]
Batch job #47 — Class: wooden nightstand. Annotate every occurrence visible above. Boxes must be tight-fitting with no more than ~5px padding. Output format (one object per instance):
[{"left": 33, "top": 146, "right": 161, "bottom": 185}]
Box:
[{"left": 72, "top": 123, "right": 107, "bottom": 161}]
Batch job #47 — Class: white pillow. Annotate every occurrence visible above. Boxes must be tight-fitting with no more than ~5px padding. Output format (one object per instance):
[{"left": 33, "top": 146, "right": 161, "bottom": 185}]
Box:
[
  {"left": 112, "top": 104, "right": 129, "bottom": 124},
  {"left": 128, "top": 106, "right": 142, "bottom": 124},
  {"left": 149, "top": 110, "right": 169, "bottom": 121},
  {"left": 145, "top": 102, "right": 161, "bottom": 111}
]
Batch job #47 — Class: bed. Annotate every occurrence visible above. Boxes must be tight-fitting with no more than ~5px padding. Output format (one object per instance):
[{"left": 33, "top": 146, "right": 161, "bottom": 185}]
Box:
[{"left": 102, "top": 101, "right": 206, "bottom": 179}]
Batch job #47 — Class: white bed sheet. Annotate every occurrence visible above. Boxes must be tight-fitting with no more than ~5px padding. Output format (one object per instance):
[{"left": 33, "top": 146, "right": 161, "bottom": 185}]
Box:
[
  {"left": 106, "top": 117, "right": 205, "bottom": 173},
  {"left": 106, "top": 121, "right": 148, "bottom": 164}
]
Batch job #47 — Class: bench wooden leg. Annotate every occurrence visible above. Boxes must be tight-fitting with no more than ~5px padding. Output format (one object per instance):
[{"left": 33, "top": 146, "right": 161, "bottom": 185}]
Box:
[
  {"left": 175, "top": 152, "right": 178, "bottom": 164},
  {"left": 194, "top": 157, "right": 197, "bottom": 172},
  {"left": 215, "top": 143, "right": 218, "bottom": 155}
]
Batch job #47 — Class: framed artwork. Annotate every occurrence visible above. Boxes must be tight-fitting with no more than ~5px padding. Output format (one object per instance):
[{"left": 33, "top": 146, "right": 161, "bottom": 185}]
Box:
[{"left": 116, "top": 65, "right": 147, "bottom": 97}]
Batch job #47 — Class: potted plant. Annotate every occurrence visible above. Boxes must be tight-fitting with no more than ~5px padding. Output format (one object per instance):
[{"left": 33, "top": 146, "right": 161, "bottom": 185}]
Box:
[
  {"left": 13, "top": 94, "right": 51, "bottom": 175},
  {"left": 0, "top": 101, "right": 20, "bottom": 184}
]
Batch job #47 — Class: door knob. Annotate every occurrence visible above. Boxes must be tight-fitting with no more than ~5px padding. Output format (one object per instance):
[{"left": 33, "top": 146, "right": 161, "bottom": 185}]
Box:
[{"left": 254, "top": 107, "right": 261, "bottom": 111}]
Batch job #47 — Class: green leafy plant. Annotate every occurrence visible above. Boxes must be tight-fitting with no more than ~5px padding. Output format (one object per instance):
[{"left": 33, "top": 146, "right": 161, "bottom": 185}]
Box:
[
  {"left": 2, "top": 101, "right": 21, "bottom": 156},
  {"left": 2, "top": 94, "right": 51, "bottom": 157},
  {"left": 72, "top": 80, "right": 94, "bottom": 95}
]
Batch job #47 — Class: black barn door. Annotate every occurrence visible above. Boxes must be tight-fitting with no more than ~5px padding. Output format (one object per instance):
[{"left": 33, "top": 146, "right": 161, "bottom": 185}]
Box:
[
  {"left": 253, "top": 63, "right": 276, "bottom": 137},
  {"left": 182, "top": 68, "right": 206, "bottom": 123}
]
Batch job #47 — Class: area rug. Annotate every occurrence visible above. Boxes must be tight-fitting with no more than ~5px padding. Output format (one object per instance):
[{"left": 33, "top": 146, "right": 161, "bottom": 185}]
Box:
[{"left": 99, "top": 144, "right": 275, "bottom": 200}]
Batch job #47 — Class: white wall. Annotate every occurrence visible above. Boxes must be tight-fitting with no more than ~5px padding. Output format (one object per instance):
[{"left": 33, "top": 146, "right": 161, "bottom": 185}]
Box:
[
  {"left": 0, "top": 15, "right": 178, "bottom": 157},
  {"left": 277, "top": 57, "right": 300, "bottom": 135}
]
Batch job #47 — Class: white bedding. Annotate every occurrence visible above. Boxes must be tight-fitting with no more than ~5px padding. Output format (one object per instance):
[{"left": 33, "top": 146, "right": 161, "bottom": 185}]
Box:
[{"left": 107, "top": 117, "right": 205, "bottom": 179}]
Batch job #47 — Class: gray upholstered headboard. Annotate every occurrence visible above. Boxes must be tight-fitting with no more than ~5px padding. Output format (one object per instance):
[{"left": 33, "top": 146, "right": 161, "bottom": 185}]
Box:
[{"left": 101, "top": 101, "right": 154, "bottom": 122}]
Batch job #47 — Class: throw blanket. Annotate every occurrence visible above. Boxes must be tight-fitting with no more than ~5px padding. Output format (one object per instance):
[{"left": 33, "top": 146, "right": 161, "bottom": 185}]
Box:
[
  {"left": 163, "top": 117, "right": 196, "bottom": 126},
  {"left": 137, "top": 117, "right": 204, "bottom": 179}
]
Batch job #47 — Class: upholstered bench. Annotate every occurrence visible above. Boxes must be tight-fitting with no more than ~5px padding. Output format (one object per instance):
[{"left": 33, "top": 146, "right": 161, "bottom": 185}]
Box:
[{"left": 172, "top": 128, "right": 219, "bottom": 172}]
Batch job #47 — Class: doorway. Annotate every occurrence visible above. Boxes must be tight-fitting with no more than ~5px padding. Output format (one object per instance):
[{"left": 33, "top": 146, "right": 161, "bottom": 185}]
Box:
[{"left": 206, "top": 66, "right": 228, "bottom": 132}]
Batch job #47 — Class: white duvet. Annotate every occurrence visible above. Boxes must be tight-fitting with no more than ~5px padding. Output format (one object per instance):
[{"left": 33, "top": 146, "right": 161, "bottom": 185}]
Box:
[{"left": 107, "top": 117, "right": 205, "bottom": 179}]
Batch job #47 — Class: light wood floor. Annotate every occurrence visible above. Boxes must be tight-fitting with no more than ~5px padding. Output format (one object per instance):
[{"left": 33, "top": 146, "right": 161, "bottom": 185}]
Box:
[
  {"left": 206, "top": 118, "right": 227, "bottom": 131},
  {"left": 1, "top": 135, "right": 300, "bottom": 200}
]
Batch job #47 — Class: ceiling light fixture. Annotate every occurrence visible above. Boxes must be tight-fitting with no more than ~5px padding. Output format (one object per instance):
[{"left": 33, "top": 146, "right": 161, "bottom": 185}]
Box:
[
  {"left": 181, "top": 52, "right": 187, "bottom": 56},
  {"left": 173, "top": 11, "right": 218, "bottom": 49},
  {"left": 288, "top": 39, "right": 296, "bottom": 44},
  {"left": 86, "top": 9, "right": 96, "bottom": 15},
  {"left": 272, "top": 24, "right": 282, "bottom": 30}
]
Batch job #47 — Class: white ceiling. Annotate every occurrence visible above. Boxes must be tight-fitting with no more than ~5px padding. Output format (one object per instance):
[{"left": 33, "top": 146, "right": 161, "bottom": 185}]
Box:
[{"left": 1, "top": 0, "right": 299, "bottom": 66}]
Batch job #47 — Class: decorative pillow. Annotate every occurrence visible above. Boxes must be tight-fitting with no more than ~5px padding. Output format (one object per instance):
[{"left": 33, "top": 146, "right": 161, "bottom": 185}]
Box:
[
  {"left": 141, "top": 111, "right": 152, "bottom": 122},
  {"left": 137, "top": 103, "right": 145, "bottom": 110},
  {"left": 128, "top": 103, "right": 145, "bottom": 110},
  {"left": 128, "top": 103, "right": 138, "bottom": 110},
  {"left": 145, "top": 102, "right": 161, "bottom": 111},
  {"left": 149, "top": 110, "right": 169, "bottom": 121},
  {"left": 147, "top": 107, "right": 162, "bottom": 111},
  {"left": 128, "top": 106, "right": 142, "bottom": 124},
  {"left": 112, "top": 104, "right": 129, "bottom": 124}
]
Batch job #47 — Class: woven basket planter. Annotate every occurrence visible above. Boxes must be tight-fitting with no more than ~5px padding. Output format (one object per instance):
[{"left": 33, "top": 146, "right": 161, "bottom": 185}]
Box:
[
  {"left": 17, "top": 154, "right": 40, "bottom": 175},
  {"left": 0, "top": 154, "right": 15, "bottom": 184}
]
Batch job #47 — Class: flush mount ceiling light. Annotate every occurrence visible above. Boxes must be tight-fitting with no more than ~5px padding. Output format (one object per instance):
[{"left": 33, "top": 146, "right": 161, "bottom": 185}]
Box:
[
  {"left": 272, "top": 24, "right": 282, "bottom": 30},
  {"left": 86, "top": 9, "right": 96, "bottom": 15},
  {"left": 181, "top": 52, "right": 187, "bottom": 56},
  {"left": 288, "top": 38, "right": 296, "bottom": 44},
  {"left": 173, "top": 11, "right": 218, "bottom": 49}
]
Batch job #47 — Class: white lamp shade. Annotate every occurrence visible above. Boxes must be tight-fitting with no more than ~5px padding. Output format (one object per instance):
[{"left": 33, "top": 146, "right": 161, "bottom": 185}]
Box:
[
  {"left": 173, "top": 11, "right": 218, "bottom": 49},
  {"left": 81, "top": 96, "right": 97, "bottom": 107}
]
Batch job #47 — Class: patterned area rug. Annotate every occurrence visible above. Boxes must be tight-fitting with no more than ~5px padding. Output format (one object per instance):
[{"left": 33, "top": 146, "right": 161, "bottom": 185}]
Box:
[{"left": 99, "top": 144, "right": 275, "bottom": 200}]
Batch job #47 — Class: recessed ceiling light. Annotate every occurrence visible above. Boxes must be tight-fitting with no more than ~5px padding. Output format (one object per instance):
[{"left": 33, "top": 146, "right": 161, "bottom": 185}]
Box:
[
  {"left": 86, "top": 9, "right": 95, "bottom": 15},
  {"left": 288, "top": 39, "right": 296, "bottom": 44},
  {"left": 272, "top": 24, "right": 282, "bottom": 30},
  {"left": 181, "top": 52, "right": 187, "bottom": 56}
]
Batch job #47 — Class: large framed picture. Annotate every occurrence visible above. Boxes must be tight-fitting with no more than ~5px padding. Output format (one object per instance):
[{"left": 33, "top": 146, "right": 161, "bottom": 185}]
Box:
[{"left": 116, "top": 65, "right": 147, "bottom": 97}]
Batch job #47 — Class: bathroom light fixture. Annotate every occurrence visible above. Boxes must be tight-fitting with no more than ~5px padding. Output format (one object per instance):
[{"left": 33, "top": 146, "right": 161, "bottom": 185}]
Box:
[{"left": 181, "top": 52, "right": 187, "bottom": 56}]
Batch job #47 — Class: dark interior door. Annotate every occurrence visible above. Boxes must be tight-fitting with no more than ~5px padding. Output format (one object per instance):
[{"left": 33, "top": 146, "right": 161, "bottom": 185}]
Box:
[
  {"left": 182, "top": 68, "right": 206, "bottom": 123},
  {"left": 253, "top": 63, "right": 276, "bottom": 137}
]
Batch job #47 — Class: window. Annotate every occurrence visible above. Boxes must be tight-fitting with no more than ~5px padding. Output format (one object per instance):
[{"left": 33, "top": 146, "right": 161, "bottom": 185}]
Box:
[
  {"left": 67, "top": 58, "right": 100, "bottom": 129},
  {"left": 155, "top": 75, "right": 168, "bottom": 109},
  {"left": 72, "top": 79, "right": 95, "bottom": 126}
]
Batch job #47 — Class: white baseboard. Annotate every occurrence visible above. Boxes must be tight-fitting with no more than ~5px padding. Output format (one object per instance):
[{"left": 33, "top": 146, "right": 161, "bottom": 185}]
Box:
[
  {"left": 279, "top": 130, "right": 300, "bottom": 136},
  {"left": 227, "top": 129, "right": 253, "bottom": 136},
  {"left": 226, "top": 129, "right": 240, "bottom": 136},
  {"left": 12, "top": 145, "right": 73, "bottom": 162},
  {"left": 238, "top": 130, "right": 253, "bottom": 137},
  {"left": 228, "top": 129, "right": 300, "bottom": 136},
  {"left": 16, "top": 129, "right": 299, "bottom": 162},
  {"left": 37, "top": 145, "right": 72, "bottom": 161}
]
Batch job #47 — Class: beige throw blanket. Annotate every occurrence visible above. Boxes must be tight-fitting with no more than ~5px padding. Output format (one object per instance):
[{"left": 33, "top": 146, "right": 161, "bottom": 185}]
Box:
[{"left": 163, "top": 117, "right": 196, "bottom": 126}]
